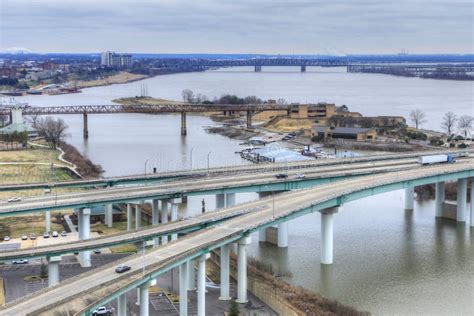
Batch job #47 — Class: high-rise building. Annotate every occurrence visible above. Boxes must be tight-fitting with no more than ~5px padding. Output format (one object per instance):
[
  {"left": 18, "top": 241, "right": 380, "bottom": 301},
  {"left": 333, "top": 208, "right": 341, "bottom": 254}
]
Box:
[{"left": 100, "top": 51, "right": 132, "bottom": 68}]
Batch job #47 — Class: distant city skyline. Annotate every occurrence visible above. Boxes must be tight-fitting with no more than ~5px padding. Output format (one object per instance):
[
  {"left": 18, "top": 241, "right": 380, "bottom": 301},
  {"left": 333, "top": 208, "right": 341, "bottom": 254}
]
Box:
[{"left": 0, "top": 0, "right": 472, "bottom": 54}]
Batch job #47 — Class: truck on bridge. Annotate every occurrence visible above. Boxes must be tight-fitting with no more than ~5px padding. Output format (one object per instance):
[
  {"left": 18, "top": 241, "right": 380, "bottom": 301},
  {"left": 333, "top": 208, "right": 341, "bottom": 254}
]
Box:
[{"left": 418, "top": 154, "right": 456, "bottom": 165}]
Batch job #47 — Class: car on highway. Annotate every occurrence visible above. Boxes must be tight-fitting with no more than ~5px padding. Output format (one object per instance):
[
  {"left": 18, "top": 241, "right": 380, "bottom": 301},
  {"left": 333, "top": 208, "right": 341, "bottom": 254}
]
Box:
[
  {"left": 61, "top": 231, "right": 67, "bottom": 237},
  {"left": 115, "top": 265, "right": 131, "bottom": 273},
  {"left": 275, "top": 173, "right": 288, "bottom": 179},
  {"left": 21, "top": 235, "right": 28, "bottom": 240},
  {"left": 52, "top": 231, "right": 59, "bottom": 238},
  {"left": 93, "top": 249, "right": 101, "bottom": 254},
  {"left": 43, "top": 232, "right": 50, "bottom": 238},
  {"left": 30, "top": 233, "right": 37, "bottom": 240},
  {"left": 91, "top": 306, "right": 113, "bottom": 315},
  {"left": 7, "top": 197, "right": 22, "bottom": 203},
  {"left": 295, "top": 173, "right": 306, "bottom": 179},
  {"left": 12, "top": 259, "right": 28, "bottom": 264},
  {"left": 3, "top": 236, "right": 10, "bottom": 241}
]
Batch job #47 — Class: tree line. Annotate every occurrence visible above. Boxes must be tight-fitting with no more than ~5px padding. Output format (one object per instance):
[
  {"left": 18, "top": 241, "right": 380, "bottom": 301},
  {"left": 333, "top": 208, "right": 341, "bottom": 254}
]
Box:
[
  {"left": 410, "top": 108, "right": 473, "bottom": 138},
  {"left": 181, "top": 89, "right": 287, "bottom": 105}
]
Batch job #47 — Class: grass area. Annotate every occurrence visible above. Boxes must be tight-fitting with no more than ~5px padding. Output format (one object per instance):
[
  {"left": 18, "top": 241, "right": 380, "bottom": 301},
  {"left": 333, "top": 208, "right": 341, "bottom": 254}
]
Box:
[
  {"left": 110, "top": 244, "right": 137, "bottom": 254},
  {"left": 0, "top": 165, "right": 70, "bottom": 184},
  {"left": 91, "top": 221, "right": 129, "bottom": 235},
  {"left": 0, "top": 214, "right": 65, "bottom": 239},
  {"left": 112, "top": 96, "right": 182, "bottom": 106},
  {"left": 0, "top": 278, "right": 4, "bottom": 306},
  {"left": 266, "top": 117, "right": 313, "bottom": 132},
  {"left": 0, "top": 149, "right": 64, "bottom": 164}
]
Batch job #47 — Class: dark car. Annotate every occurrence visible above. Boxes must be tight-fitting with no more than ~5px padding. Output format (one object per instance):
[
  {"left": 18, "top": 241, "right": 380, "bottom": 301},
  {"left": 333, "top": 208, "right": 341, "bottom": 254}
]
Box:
[
  {"left": 275, "top": 173, "right": 288, "bottom": 179},
  {"left": 115, "top": 265, "right": 131, "bottom": 273}
]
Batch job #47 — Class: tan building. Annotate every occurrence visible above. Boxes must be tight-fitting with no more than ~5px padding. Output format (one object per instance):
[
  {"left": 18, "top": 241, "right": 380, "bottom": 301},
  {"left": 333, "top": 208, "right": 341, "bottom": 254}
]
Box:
[
  {"left": 312, "top": 126, "right": 377, "bottom": 142},
  {"left": 289, "top": 103, "right": 337, "bottom": 119}
]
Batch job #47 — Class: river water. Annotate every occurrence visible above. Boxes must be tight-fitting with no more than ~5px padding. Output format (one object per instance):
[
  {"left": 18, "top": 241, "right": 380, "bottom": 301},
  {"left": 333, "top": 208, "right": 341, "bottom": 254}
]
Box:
[{"left": 14, "top": 67, "right": 473, "bottom": 314}]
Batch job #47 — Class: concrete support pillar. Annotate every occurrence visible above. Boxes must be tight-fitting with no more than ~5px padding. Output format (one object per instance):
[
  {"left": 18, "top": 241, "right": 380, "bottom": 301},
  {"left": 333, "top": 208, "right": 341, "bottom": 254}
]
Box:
[
  {"left": 246, "top": 110, "right": 252, "bottom": 129},
  {"left": 161, "top": 200, "right": 169, "bottom": 244},
  {"left": 435, "top": 182, "right": 445, "bottom": 217},
  {"left": 117, "top": 293, "right": 127, "bottom": 316},
  {"left": 197, "top": 254, "right": 209, "bottom": 316},
  {"left": 216, "top": 194, "right": 225, "bottom": 209},
  {"left": 471, "top": 178, "right": 474, "bottom": 227},
  {"left": 45, "top": 211, "right": 51, "bottom": 233},
  {"left": 237, "top": 237, "right": 251, "bottom": 303},
  {"left": 127, "top": 204, "right": 133, "bottom": 231},
  {"left": 321, "top": 207, "right": 338, "bottom": 265},
  {"left": 139, "top": 282, "right": 150, "bottom": 316},
  {"left": 181, "top": 111, "right": 187, "bottom": 136},
  {"left": 78, "top": 208, "right": 91, "bottom": 267},
  {"left": 277, "top": 222, "right": 288, "bottom": 248},
  {"left": 135, "top": 204, "right": 141, "bottom": 229},
  {"left": 179, "top": 262, "right": 188, "bottom": 316},
  {"left": 105, "top": 204, "right": 113, "bottom": 228},
  {"left": 259, "top": 228, "right": 267, "bottom": 242},
  {"left": 187, "top": 260, "right": 196, "bottom": 290},
  {"left": 457, "top": 178, "right": 467, "bottom": 222},
  {"left": 171, "top": 202, "right": 178, "bottom": 241},
  {"left": 404, "top": 187, "right": 414, "bottom": 211},
  {"left": 47, "top": 256, "right": 61, "bottom": 287},
  {"left": 152, "top": 199, "right": 160, "bottom": 247},
  {"left": 219, "top": 244, "right": 231, "bottom": 300},
  {"left": 225, "top": 193, "right": 236, "bottom": 207},
  {"left": 83, "top": 112, "right": 89, "bottom": 139}
]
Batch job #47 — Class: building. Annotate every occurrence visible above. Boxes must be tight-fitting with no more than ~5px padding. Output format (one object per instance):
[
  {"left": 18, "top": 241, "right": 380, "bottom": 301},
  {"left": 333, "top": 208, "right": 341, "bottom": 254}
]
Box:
[
  {"left": 0, "top": 106, "right": 37, "bottom": 138},
  {"left": 312, "top": 125, "right": 377, "bottom": 142},
  {"left": 101, "top": 51, "right": 133, "bottom": 68}
]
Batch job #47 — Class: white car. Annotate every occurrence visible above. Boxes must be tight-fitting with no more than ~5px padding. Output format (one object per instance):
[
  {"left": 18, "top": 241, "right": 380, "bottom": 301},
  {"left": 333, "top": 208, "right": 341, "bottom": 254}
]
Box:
[
  {"left": 21, "top": 235, "right": 28, "bottom": 240},
  {"left": 12, "top": 259, "right": 28, "bottom": 264},
  {"left": 295, "top": 173, "right": 306, "bottom": 179},
  {"left": 52, "top": 231, "right": 59, "bottom": 238},
  {"left": 7, "top": 197, "right": 22, "bottom": 203},
  {"left": 92, "top": 306, "right": 113, "bottom": 315},
  {"left": 3, "top": 236, "right": 10, "bottom": 241}
]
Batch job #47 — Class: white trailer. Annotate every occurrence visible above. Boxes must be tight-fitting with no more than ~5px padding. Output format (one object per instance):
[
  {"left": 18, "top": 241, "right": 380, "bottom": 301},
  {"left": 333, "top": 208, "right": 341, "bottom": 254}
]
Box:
[{"left": 418, "top": 154, "right": 455, "bottom": 165}]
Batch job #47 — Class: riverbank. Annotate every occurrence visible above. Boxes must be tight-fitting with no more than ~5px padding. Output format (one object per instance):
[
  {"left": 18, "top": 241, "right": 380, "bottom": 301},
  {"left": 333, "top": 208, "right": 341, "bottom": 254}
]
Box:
[
  {"left": 59, "top": 142, "right": 103, "bottom": 179},
  {"left": 74, "top": 72, "right": 149, "bottom": 90}
]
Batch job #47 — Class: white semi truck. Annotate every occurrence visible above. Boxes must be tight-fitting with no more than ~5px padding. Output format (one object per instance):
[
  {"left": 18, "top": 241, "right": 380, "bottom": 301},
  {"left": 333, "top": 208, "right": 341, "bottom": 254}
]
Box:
[{"left": 418, "top": 154, "right": 456, "bottom": 165}]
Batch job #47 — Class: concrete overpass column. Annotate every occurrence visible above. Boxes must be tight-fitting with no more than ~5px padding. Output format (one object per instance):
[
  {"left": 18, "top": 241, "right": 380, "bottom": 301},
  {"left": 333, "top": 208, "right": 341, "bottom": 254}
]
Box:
[
  {"left": 321, "top": 207, "right": 338, "bottom": 265},
  {"left": 117, "top": 293, "right": 127, "bottom": 316},
  {"left": 161, "top": 200, "right": 169, "bottom": 244},
  {"left": 45, "top": 211, "right": 51, "bottom": 233},
  {"left": 47, "top": 255, "right": 61, "bottom": 287},
  {"left": 187, "top": 260, "right": 196, "bottom": 290},
  {"left": 216, "top": 194, "right": 225, "bottom": 209},
  {"left": 105, "top": 204, "right": 113, "bottom": 228},
  {"left": 404, "top": 187, "right": 414, "bottom": 211},
  {"left": 83, "top": 112, "right": 89, "bottom": 139},
  {"left": 78, "top": 208, "right": 91, "bottom": 267},
  {"left": 179, "top": 262, "right": 188, "bottom": 316},
  {"left": 126, "top": 204, "right": 133, "bottom": 231},
  {"left": 259, "top": 229, "right": 267, "bottom": 242},
  {"left": 135, "top": 204, "right": 142, "bottom": 229},
  {"left": 219, "top": 244, "right": 231, "bottom": 300},
  {"left": 246, "top": 110, "right": 252, "bottom": 129},
  {"left": 457, "top": 178, "right": 467, "bottom": 222},
  {"left": 170, "top": 199, "right": 179, "bottom": 241},
  {"left": 197, "top": 254, "right": 209, "bottom": 316},
  {"left": 435, "top": 181, "right": 445, "bottom": 217},
  {"left": 277, "top": 221, "right": 288, "bottom": 248},
  {"left": 152, "top": 199, "right": 160, "bottom": 247},
  {"left": 181, "top": 111, "right": 187, "bottom": 136},
  {"left": 139, "top": 282, "right": 150, "bottom": 316},
  {"left": 237, "top": 237, "right": 251, "bottom": 303},
  {"left": 471, "top": 178, "right": 474, "bottom": 227},
  {"left": 225, "top": 193, "right": 236, "bottom": 207}
]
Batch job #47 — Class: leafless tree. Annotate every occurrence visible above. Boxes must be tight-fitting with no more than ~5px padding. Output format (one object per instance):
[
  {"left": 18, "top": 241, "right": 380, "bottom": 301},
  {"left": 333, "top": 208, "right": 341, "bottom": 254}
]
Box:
[
  {"left": 35, "top": 116, "right": 69, "bottom": 149},
  {"left": 441, "top": 112, "right": 457, "bottom": 136},
  {"left": 181, "top": 89, "right": 194, "bottom": 103},
  {"left": 409, "top": 109, "right": 427, "bottom": 129},
  {"left": 276, "top": 98, "right": 287, "bottom": 105},
  {"left": 458, "top": 115, "right": 473, "bottom": 138}
]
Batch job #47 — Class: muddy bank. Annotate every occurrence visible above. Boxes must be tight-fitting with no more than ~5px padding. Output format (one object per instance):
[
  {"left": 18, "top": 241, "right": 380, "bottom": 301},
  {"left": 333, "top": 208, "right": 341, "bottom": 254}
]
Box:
[
  {"left": 205, "top": 125, "right": 258, "bottom": 141},
  {"left": 59, "top": 142, "right": 103, "bottom": 179},
  {"left": 324, "top": 141, "right": 429, "bottom": 152},
  {"left": 415, "top": 182, "right": 468, "bottom": 201}
]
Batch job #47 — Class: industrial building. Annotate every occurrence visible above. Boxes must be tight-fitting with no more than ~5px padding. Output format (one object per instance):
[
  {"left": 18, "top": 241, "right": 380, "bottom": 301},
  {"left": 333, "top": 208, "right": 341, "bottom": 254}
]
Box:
[{"left": 312, "top": 126, "right": 377, "bottom": 142}]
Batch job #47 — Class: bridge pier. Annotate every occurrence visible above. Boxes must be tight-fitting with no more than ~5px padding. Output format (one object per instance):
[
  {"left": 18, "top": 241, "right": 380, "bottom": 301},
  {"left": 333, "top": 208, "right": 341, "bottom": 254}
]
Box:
[
  {"left": 117, "top": 293, "right": 127, "bottom": 316},
  {"left": 179, "top": 262, "right": 188, "bottom": 315},
  {"left": 219, "top": 244, "right": 231, "bottom": 300},
  {"left": 47, "top": 255, "right": 61, "bottom": 287},
  {"left": 187, "top": 259, "right": 196, "bottom": 290},
  {"left": 301, "top": 65, "right": 306, "bottom": 72},
  {"left": 404, "top": 187, "right": 414, "bottom": 211},
  {"left": 170, "top": 199, "right": 180, "bottom": 241},
  {"left": 457, "top": 178, "right": 467, "bottom": 222},
  {"left": 83, "top": 112, "right": 89, "bottom": 139},
  {"left": 321, "top": 207, "right": 338, "bottom": 265},
  {"left": 259, "top": 228, "right": 267, "bottom": 242},
  {"left": 181, "top": 111, "right": 187, "bottom": 136},
  {"left": 237, "top": 237, "right": 251, "bottom": 303},
  {"left": 435, "top": 182, "right": 445, "bottom": 217},
  {"left": 104, "top": 204, "right": 113, "bottom": 228},
  {"left": 152, "top": 199, "right": 160, "bottom": 246},
  {"left": 45, "top": 211, "right": 51, "bottom": 233},
  {"left": 139, "top": 281, "right": 151, "bottom": 316},
  {"left": 161, "top": 199, "right": 169, "bottom": 244},
  {"left": 254, "top": 65, "right": 262, "bottom": 72},
  {"left": 278, "top": 222, "right": 288, "bottom": 248},
  {"left": 78, "top": 208, "right": 91, "bottom": 267},
  {"left": 197, "top": 253, "right": 209, "bottom": 316},
  {"left": 135, "top": 204, "right": 142, "bottom": 229},
  {"left": 216, "top": 194, "right": 225, "bottom": 209},
  {"left": 126, "top": 204, "right": 133, "bottom": 231},
  {"left": 246, "top": 110, "right": 252, "bottom": 128}
]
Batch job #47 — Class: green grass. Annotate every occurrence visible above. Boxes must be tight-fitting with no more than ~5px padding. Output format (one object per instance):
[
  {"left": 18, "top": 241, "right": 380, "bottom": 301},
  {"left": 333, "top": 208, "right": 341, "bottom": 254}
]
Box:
[{"left": 0, "top": 214, "right": 65, "bottom": 238}]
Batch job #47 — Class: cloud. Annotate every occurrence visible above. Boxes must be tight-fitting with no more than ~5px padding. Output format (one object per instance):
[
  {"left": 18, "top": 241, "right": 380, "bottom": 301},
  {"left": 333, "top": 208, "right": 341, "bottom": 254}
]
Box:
[{"left": 0, "top": 0, "right": 472, "bottom": 53}]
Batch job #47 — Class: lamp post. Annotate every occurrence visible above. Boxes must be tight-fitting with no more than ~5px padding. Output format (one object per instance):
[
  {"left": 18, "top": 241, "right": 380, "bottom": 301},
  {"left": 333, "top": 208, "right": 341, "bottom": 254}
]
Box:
[
  {"left": 144, "top": 159, "right": 151, "bottom": 177},
  {"left": 207, "top": 151, "right": 212, "bottom": 174},
  {"left": 190, "top": 147, "right": 194, "bottom": 170}
]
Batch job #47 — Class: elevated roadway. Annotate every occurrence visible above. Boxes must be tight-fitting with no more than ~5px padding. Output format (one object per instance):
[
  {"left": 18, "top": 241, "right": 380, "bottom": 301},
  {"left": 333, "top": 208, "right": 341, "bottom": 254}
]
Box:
[{"left": 1, "top": 160, "right": 473, "bottom": 315}]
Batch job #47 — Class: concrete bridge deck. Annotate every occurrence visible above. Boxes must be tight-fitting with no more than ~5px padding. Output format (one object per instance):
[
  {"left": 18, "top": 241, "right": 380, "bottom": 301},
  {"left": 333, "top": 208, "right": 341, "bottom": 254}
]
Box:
[{"left": 1, "top": 161, "right": 473, "bottom": 316}]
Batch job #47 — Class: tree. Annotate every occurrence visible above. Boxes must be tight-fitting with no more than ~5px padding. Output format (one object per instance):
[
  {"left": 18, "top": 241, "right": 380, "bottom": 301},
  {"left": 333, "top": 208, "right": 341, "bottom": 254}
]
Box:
[
  {"left": 34, "top": 116, "right": 69, "bottom": 149},
  {"left": 441, "top": 112, "right": 457, "bottom": 136},
  {"left": 228, "top": 299, "right": 240, "bottom": 316},
  {"left": 276, "top": 98, "right": 287, "bottom": 105},
  {"left": 458, "top": 115, "right": 473, "bottom": 138},
  {"left": 409, "top": 109, "right": 427, "bottom": 129},
  {"left": 181, "top": 89, "right": 194, "bottom": 103}
]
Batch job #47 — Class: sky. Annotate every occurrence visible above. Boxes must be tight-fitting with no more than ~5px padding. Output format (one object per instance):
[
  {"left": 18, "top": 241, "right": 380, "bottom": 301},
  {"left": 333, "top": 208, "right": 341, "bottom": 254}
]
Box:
[{"left": 0, "top": 0, "right": 473, "bottom": 54}]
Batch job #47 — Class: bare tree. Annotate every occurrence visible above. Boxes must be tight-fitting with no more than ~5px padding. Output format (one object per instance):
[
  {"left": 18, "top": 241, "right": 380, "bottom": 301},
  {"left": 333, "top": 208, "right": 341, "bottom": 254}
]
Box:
[
  {"left": 458, "top": 115, "right": 473, "bottom": 138},
  {"left": 409, "top": 109, "right": 427, "bottom": 129},
  {"left": 276, "top": 98, "right": 287, "bottom": 105},
  {"left": 181, "top": 89, "right": 194, "bottom": 103},
  {"left": 441, "top": 111, "right": 457, "bottom": 136},
  {"left": 35, "top": 116, "right": 69, "bottom": 149}
]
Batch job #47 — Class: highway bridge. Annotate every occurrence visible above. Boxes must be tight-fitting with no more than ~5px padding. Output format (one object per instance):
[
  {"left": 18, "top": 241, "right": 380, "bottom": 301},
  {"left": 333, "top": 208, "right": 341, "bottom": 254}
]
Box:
[{"left": 1, "top": 161, "right": 473, "bottom": 316}]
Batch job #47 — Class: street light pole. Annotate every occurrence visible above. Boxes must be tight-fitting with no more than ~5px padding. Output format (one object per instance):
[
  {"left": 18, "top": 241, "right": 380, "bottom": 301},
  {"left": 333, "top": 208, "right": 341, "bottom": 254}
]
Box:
[
  {"left": 190, "top": 147, "right": 194, "bottom": 170},
  {"left": 207, "top": 151, "right": 212, "bottom": 175}
]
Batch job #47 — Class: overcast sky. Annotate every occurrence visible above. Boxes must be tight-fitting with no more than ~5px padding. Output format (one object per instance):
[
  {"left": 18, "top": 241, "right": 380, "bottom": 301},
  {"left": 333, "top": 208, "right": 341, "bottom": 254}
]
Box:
[{"left": 0, "top": 0, "right": 472, "bottom": 54}]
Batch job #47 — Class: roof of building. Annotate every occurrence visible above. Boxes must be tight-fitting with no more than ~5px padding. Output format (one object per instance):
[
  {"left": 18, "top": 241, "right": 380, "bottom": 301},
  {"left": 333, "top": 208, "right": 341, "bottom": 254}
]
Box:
[
  {"left": 0, "top": 123, "right": 36, "bottom": 134},
  {"left": 253, "top": 145, "right": 312, "bottom": 162},
  {"left": 313, "top": 126, "right": 375, "bottom": 134}
]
